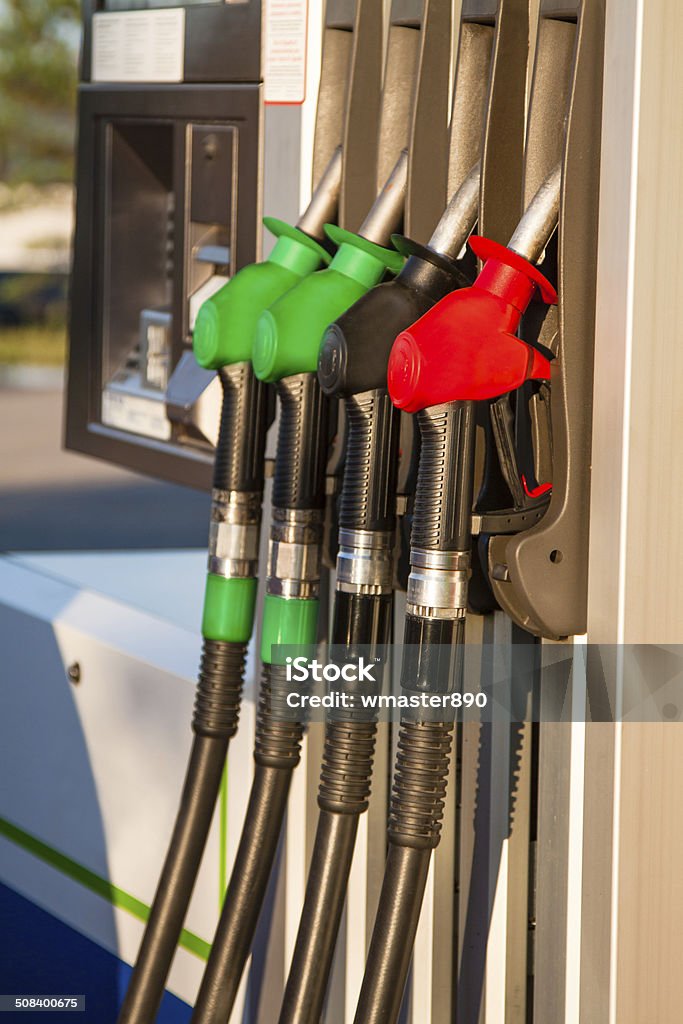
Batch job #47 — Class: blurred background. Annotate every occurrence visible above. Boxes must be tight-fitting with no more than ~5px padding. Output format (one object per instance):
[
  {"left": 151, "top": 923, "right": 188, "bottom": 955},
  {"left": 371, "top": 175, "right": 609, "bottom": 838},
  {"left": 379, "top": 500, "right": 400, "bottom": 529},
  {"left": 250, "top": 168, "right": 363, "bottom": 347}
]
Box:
[{"left": 0, "top": 0, "right": 209, "bottom": 552}]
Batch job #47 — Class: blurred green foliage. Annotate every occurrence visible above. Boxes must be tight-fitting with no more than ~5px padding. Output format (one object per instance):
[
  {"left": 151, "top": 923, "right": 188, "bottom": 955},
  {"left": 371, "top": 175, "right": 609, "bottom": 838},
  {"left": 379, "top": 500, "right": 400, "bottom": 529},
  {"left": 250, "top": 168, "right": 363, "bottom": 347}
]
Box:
[
  {"left": 0, "top": 272, "right": 68, "bottom": 326},
  {"left": 0, "top": 324, "right": 66, "bottom": 364},
  {"left": 0, "top": 0, "right": 80, "bottom": 184}
]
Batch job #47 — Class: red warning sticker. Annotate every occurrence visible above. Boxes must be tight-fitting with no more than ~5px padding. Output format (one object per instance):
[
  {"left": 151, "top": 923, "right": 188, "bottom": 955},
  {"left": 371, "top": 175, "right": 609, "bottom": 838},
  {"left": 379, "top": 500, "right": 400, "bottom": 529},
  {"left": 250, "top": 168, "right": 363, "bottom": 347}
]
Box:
[{"left": 264, "top": 0, "right": 308, "bottom": 105}]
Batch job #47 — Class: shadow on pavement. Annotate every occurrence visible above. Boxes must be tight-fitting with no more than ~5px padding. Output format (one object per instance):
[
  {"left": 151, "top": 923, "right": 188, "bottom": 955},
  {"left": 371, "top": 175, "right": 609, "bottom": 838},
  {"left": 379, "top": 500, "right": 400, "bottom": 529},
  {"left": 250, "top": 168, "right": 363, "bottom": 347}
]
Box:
[
  {"left": 0, "top": 480, "right": 210, "bottom": 551},
  {"left": 0, "top": 387, "right": 211, "bottom": 551}
]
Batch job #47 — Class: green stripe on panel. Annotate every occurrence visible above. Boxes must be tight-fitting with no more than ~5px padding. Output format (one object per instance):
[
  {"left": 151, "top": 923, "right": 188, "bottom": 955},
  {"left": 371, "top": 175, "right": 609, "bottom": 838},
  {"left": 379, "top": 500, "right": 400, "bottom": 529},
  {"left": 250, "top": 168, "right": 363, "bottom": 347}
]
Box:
[
  {"left": 219, "top": 760, "right": 228, "bottom": 907},
  {"left": 0, "top": 817, "right": 211, "bottom": 961}
]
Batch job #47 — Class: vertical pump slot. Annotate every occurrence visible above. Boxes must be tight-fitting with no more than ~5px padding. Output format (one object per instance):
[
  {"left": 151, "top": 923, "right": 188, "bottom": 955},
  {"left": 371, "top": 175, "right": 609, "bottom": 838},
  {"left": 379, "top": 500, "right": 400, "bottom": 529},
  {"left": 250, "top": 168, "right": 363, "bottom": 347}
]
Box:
[
  {"left": 487, "top": 0, "right": 606, "bottom": 639},
  {"left": 448, "top": 22, "right": 495, "bottom": 200}
]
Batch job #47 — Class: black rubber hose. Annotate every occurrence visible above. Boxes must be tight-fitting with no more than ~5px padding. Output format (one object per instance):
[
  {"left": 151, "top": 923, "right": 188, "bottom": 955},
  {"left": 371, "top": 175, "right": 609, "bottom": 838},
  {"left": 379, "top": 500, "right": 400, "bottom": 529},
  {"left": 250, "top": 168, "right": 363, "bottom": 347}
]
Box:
[
  {"left": 118, "top": 366, "right": 269, "bottom": 1024},
  {"left": 352, "top": 845, "right": 432, "bottom": 1024},
  {"left": 117, "top": 643, "right": 246, "bottom": 1024},
  {"left": 277, "top": 714, "right": 377, "bottom": 1024},
  {"left": 191, "top": 664, "right": 306, "bottom": 1024},
  {"left": 190, "top": 764, "right": 292, "bottom": 1023},
  {"left": 353, "top": 719, "right": 454, "bottom": 1024},
  {"left": 277, "top": 811, "right": 359, "bottom": 1024},
  {"left": 276, "top": 396, "right": 397, "bottom": 1024},
  {"left": 352, "top": 400, "right": 474, "bottom": 1024},
  {"left": 117, "top": 735, "right": 228, "bottom": 1024}
]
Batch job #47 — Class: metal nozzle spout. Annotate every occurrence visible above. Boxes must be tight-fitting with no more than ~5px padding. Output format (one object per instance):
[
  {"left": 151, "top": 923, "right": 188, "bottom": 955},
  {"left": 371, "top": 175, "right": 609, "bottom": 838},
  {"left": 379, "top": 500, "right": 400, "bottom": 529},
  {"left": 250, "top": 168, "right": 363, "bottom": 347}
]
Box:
[
  {"left": 508, "top": 164, "right": 562, "bottom": 265},
  {"left": 358, "top": 149, "right": 409, "bottom": 248},
  {"left": 296, "top": 146, "right": 344, "bottom": 241},
  {"left": 428, "top": 162, "right": 481, "bottom": 261}
]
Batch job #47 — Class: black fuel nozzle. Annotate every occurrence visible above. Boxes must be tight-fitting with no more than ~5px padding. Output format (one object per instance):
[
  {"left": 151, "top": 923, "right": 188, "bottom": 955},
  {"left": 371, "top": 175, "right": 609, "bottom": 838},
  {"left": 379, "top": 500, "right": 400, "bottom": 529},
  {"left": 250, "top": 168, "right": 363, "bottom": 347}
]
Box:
[
  {"left": 315, "top": 165, "right": 480, "bottom": 659},
  {"left": 318, "top": 163, "right": 480, "bottom": 400}
]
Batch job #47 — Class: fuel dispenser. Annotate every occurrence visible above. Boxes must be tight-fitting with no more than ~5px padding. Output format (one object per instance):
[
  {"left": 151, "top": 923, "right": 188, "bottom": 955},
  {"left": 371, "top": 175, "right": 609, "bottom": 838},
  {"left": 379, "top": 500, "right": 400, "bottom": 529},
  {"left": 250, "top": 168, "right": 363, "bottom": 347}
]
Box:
[
  {"left": 187, "top": 6, "right": 436, "bottom": 1021},
  {"left": 55, "top": 0, "right": 625, "bottom": 1021}
]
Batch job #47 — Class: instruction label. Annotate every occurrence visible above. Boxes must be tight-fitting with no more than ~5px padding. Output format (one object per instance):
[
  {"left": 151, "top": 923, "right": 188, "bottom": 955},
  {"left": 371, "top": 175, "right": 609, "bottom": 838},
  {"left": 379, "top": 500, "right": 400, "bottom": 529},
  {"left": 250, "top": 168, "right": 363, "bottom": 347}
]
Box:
[
  {"left": 264, "top": 0, "right": 308, "bottom": 105},
  {"left": 92, "top": 9, "right": 186, "bottom": 84}
]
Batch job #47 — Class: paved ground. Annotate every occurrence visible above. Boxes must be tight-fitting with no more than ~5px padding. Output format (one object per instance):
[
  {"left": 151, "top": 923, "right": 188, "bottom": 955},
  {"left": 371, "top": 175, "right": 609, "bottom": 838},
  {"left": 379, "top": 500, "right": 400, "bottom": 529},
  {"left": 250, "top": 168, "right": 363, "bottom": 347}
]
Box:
[{"left": 0, "top": 388, "right": 210, "bottom": 551}]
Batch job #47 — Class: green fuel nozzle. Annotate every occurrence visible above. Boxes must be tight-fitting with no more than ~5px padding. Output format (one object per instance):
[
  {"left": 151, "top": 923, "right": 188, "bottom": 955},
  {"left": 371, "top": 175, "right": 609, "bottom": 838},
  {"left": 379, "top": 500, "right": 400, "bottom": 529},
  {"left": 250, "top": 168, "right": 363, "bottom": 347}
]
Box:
[
  {"left": 189, "top": 150, "right": 344, "bottom": 652},
  {"left": 193, "top": 218, "right": 331, "bottom": 371},
  {"left": 193, "top": 146, "right": 342, "bottom": 371},
  {"left": 251, "top": 228, "right": 404, "bottom": 382},
  {"left": 192, "top": 218, "right": 331, "bottom": 650},
  {"left": 252, "top": 150, "right": 408, "bottom": 385},
  {"left": 252, "top": 153, "right": 409, "bottom": 666}
]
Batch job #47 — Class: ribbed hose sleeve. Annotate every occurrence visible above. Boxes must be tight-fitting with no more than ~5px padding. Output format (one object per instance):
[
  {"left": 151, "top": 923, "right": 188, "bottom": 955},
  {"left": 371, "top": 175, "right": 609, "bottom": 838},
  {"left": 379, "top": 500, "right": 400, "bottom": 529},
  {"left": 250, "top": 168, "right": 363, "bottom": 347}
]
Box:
[
  {"left": 318, "top": 717, "right": 377, "bottom": 814},
  {"left": 388, "top": 719, "right": 454, "bottom": 849},
  {"left": 193, "top": 639, "right": 247, "bottom": 739}
]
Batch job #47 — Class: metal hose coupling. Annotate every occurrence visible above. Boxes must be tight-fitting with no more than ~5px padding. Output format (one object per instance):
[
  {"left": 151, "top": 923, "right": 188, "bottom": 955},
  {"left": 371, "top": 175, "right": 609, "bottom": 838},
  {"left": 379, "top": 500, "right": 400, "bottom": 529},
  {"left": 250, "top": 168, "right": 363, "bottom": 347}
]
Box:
[
  {"left": 336, "top": 528, "right": 394, "bottom": 596},
  {"left": 266, "top": 507, "right": 324, "bottom": 602},
  {"left": 208, "top": 490, "right": 261, "bottom": 580},
  {"left": 406, "top": 548, "right": 470, "bottom": 620}
]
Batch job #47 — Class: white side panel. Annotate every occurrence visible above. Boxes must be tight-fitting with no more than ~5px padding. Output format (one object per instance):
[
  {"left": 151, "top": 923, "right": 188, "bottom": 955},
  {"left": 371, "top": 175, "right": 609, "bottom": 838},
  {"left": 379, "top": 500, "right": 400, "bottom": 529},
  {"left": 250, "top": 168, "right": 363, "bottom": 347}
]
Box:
[{"left": 0, "top": 554, "right": 258, "bottom": 1009}]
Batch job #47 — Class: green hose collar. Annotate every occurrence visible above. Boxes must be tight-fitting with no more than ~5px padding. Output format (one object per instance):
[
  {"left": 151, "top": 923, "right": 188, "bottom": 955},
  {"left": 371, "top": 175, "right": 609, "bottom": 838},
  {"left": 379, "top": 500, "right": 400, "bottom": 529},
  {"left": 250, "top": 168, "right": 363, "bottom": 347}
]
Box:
[
  {"left": 261, "top": 594, "right": 319, "bottom": 664},
  {"left": 202, "top": 575, "right": 258, "bottom": 644}
]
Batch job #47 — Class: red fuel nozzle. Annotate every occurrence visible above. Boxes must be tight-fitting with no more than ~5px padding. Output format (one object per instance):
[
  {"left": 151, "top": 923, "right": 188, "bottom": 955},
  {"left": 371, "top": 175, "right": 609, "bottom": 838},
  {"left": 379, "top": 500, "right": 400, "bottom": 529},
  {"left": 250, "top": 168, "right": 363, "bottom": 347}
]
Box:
[{"left": 387, "top": 235, "right": 557, "bottom": 413}]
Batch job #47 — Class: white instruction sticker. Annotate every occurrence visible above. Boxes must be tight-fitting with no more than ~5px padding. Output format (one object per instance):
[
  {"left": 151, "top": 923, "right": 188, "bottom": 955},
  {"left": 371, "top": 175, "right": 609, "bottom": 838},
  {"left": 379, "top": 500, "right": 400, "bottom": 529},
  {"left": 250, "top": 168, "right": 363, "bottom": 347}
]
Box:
[
  {"left": 102, "top": 388, "right": 172, "bottom": 442},
  {"left": 92, "top": 9, "right": 186, "bottom": 84},
  {"left": 264, "top": 0, "right": 308, "bottom": 105}
]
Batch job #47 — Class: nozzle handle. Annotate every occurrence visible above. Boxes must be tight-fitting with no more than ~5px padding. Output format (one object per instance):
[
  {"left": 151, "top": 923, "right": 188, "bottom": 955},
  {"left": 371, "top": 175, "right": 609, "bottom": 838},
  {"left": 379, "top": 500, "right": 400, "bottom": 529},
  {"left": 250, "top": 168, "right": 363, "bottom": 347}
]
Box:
[{"left": 388, "top": 239, "right": 556, "bottom": 413}]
